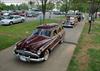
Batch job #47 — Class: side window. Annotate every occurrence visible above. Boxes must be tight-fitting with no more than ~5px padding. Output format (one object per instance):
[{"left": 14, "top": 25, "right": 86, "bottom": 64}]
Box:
[
  {"left": 15, "top": 16, "right": 20, "bottom": 19},
  {"left": 14, "top": 17, "right": 18, "bottom": 19},
  {"left": 9, "top": 16, "right": 13, "bottom": 19}
]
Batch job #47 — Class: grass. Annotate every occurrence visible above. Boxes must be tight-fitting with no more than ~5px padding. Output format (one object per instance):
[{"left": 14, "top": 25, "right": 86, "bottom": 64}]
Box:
[
  {"left": 67, "top": 19, "right": 100, "bottom": 71},
  {"left": 96, "top": 18, "right": 100, "bottom": 21},
  {"left": 0, "top": 18, "right": 61, "bottom": 50}
]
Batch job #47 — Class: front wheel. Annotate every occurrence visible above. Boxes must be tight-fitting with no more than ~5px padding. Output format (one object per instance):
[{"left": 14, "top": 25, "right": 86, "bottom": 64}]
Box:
[
  {"left": 44, "top": 50, "right": 49, "bottom": 61},
  {"left": 9, "top": 22, "right": 13, "bottom": 25},
  {"left": 21, "top": 19, "right": 25, "bottom": 23}
]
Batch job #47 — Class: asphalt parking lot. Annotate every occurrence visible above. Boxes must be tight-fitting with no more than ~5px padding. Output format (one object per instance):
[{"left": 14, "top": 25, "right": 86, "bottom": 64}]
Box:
[{"left": 25, "top": 12, "right": 63, "bottom": 22}]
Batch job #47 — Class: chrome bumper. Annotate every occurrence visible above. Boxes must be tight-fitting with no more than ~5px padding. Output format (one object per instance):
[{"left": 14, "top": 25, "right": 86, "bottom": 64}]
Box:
[
  {"left": 14, "top": 50, "right": 44, "bottom": 62},
  {"left": 16, "top": 54, "right": 44, "bottom": 62}
]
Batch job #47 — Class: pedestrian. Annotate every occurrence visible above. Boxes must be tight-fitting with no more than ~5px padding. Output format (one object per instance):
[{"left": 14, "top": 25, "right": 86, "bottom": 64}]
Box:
[{"left": 88, "top": 16, "right": 92, "bottom": 23}]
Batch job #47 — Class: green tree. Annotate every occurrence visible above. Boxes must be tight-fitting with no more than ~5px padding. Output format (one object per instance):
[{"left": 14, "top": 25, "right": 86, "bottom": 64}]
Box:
[
  {"left": 9, "top": 4, "right": 16, "bottom": 10},
  {"left": 46, "top": 2, "right": 54, "bottom": 11},
  {"left": 40, "top": 0, "right": 48, "bottom": 24},
  {"left": 56, "top": 1, "right": 61, "bottom": 10},
  {"left": 28, "top": 1, "right": 35, "bottom": 9},
  {"left": 37, "top": 2, "right": 54, "bottom": 11},
  {"left": 0, "top": 3, "right": 7, "bottom": 11},
  {"left": 60, "top": 0, "right": 68, "bottom": 14},
  {"left": 18, "top": 3, "right": 28, "bottom": 10}
]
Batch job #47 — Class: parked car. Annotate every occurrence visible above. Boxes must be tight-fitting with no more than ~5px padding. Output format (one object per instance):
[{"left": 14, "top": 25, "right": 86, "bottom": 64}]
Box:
[
  {"left": 0, "top": 12, "right": 3, "bottom": 16},
  {"left": 0, "top": 16, "right": 4, "bottom": 21},
  {"left": 14, "top": 24, "right": 65, "bottom": 62},
  {"left": 76, "top": 12, "right": 84, "bottom": 21},
  {"left": 19, "top": 11, "right": 27, "bottom": 17},
  {"left": 3, "top": 12, "right": 11, "bottom": 16},
  {"left": 31, "top": 8, "right": 42, "bottom": 14},
  {"left": 0, "top": 15, "right": 25, "bottom": 25},
  {"left": 53, "top": 11, "right": 62, "bottom": 15},
  {"left": 26, "top": 11, "right": 39, "bottom": 17},
  {"left": 63, "top": 15, "right": 78, "bottom": 28}
]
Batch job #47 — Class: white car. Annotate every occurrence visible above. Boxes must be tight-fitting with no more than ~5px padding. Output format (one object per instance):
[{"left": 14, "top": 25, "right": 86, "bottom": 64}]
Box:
[
  {"left": 0, "top": 15, "right": 25, "bottom": 25},
  {"left": 70, "top": 17, "right": 75, "bottom": 25}
]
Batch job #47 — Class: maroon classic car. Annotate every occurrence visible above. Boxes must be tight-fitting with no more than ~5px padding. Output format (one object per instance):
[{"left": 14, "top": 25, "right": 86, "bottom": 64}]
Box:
[{"left": 14, "top": 23, "right": 65, "bottom": 62}]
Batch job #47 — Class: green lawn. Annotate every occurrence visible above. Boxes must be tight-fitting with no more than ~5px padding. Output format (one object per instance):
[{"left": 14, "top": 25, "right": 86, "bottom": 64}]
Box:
[
  {"left": 67, "top": 20, "right": 100, "bottom": 71},
  {"left": 0, "top": 19, "right": 60, "bottom": 50},
  {"left": 96, "top": 18, "right": 100, "bottom": 21}
]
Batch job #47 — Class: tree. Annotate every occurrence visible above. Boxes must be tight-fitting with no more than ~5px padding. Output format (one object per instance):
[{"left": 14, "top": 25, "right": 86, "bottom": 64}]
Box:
[
  {"left": 88, "top": 0, "right": 100, "bottom": 33},
  {"left": 56, "top": 1, "right": 61, "bottom": 10},
  {"left": 18, "top": 3, "right": 28, "bottom": 10},
  {"left": 36, "top": 0, "right": 48, "bottom": 24},
  {"left": 61, "top": 0, "right": 68, "bottom": 14},
  {"left": 0, "top": 3, "right": 7, "bottom": 11},
  {"left": 9, "top": 4, "right": 16, "bottom": 10},
  {"left": 28, "top": 1, "right": 35, "bottom": 9},
  {"left": 42, "top": 0, "right": 48, "bottom": 24},
  {"left": 46, "top": 2, "right": 54, "bottom": 11}
]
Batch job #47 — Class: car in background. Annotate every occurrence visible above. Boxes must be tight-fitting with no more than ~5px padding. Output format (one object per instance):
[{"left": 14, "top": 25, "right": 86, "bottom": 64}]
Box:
[
  {"left": 14, "top": 23, "right": 65, "bottom": 62},
  {"left": 0, "top": 15, "right": 25, "bottom": 25},
  {"left": 0, "top": 12, "right": 3, "bottom": 16},
  {"left": 3, "top": 12, "right": 11, "bottom": 16},
  {"left": 63, "top": 15, "right": 78, "bottom": 28},
  {"left": 96, "top": 12, "right": 100, "bottom": 18},
  {"left": 19, "top": 11, "right": 27, "bottom": 17},
  {"left": 76, "top": 12, "right": 84, "bottom": 21},
  {"left": 31, "top": 8, "right": 42, "bottom": 14},
  {"left": 26, "top": 11, "right": 39, "bottom": 17},
  {"left": 53, "top": 11, "right": 62, "bottom": 15},
  {"left": 0, "top": 16, "right": 4, "bottom": 21}
]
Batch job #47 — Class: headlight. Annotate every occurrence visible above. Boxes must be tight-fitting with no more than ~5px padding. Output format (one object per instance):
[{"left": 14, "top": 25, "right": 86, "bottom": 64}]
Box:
[
  {"left": 37, "top": 50, "right": 41, "bottom": 55},
  {"left": 14, "top": 46, "right": 16, "bottom": 49}
]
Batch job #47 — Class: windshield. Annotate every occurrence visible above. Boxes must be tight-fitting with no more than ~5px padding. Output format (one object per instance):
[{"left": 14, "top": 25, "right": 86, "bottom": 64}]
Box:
[
  {"left": 0, "top": 17, "right": 4, "bottom": 20},
  {"left": 4, "top": 16, "right": 14, "bottom": 19},
  {"left": 32, "top": 29, "right": 51, "bottom": 37}
]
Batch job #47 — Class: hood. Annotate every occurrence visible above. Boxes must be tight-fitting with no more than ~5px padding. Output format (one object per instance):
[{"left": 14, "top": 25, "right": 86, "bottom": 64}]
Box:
[
  {"left": 16, "top": 35, "right": 51, "bottom": 52},
  {"left": 1, "top": 19, "right": 11, "bottom": 22}
]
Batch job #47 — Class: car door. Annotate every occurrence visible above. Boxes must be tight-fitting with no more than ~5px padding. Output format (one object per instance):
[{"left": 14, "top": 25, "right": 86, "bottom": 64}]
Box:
[
  {"left": 17, "top": 16, "right": 22, "bottom": 22},
  {"left": 58, "top": 26, "right": 65, "bottom": 41},
  {"left": 48, "top": 29, "right": 60, "bottom": 50},
  {"left": 14, "top": 16, "right": 21, "bottom": 23},
  {"left": 12, "top": 16, "right": 18, "bottom": 23}
]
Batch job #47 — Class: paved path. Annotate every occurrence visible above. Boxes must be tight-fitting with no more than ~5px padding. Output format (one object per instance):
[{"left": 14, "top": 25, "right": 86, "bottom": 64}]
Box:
[
  {"left": 0, "top": 21, "right": 85, "bottom": 71},
  {"left": 64, "top": 21, "right": 85, "bottom": 44}
]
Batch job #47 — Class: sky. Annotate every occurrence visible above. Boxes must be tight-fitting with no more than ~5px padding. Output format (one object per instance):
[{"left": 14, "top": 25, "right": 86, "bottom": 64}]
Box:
[
  {"left": 0, "top": 0, "right": 31, "bottom": 5},
  {"left": 0, "top": 0, "right": 62, "bottom": 5}
]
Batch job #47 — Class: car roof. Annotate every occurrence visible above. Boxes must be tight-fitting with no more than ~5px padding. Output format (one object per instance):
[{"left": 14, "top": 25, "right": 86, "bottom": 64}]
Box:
[
  {"left": 11, "top": 15, "right": 20, "bottom": 17},
  {"left": 37, "top": 23, "right": 59, "bottom": 30}
]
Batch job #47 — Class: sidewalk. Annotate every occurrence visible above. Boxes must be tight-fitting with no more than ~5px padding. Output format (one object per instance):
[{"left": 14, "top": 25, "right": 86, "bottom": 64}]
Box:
[
  {"left": 64, "top": 21, "right": 85, "bottom": 44},
  {"left": 65, "top": 21, "right": 85, "bottom": 71}
]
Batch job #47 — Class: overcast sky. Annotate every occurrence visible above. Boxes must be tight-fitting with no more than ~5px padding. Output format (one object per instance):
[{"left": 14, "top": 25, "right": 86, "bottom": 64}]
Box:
[
  {"left": 0, "top": 0, "right": 62, "bottom": 5},
  {"left": 0, "top": 0, "right": 31, "bottom": 5}
]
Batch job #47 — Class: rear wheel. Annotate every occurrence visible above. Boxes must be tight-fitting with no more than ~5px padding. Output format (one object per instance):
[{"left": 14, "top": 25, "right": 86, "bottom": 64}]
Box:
[
  {"left": 21, "top": 19, "right": 24, "bottom": 23},
  {"left": 44, "top": 50, "right": 49, "bottom": 61}
]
